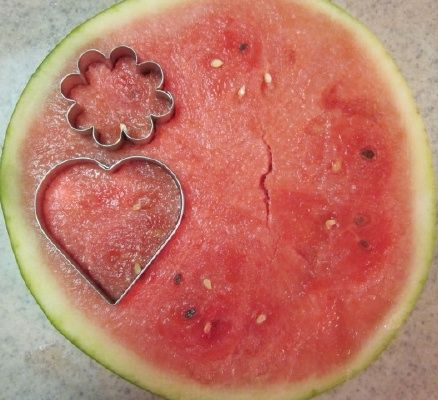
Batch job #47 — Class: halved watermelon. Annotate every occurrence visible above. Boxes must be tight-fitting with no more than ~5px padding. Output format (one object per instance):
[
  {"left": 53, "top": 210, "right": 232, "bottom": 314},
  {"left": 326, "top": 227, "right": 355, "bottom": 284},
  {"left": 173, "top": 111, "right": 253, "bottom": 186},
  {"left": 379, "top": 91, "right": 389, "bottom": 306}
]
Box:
[{"left": 0, "top": 0, "right": 435, "bottom": 399}]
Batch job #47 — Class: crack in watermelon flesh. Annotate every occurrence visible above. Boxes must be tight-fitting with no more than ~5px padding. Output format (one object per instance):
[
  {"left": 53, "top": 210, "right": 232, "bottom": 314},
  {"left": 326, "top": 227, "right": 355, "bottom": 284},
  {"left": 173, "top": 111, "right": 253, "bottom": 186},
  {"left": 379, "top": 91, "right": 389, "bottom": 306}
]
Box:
[{"left": 22, "top": 0, "right": 414, "bottom": 388}]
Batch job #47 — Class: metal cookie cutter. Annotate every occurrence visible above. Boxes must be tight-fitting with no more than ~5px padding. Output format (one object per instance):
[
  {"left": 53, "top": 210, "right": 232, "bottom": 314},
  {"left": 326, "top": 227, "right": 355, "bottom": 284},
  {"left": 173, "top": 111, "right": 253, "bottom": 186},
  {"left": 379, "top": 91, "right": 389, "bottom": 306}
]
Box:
[
  {"left": 35, "top": 156, "right": 185, "bottom": 304},
  {"left": 60, "top": 46, "right": 175, "bottom": 150}
]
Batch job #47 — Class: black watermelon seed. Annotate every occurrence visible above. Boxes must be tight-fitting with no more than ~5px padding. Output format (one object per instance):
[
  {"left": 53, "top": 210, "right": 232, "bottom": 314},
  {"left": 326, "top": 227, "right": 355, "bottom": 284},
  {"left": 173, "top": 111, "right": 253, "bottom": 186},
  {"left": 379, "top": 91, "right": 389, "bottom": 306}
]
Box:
[
  {"left": 354, "top": 214, "right": 369, "bottom": 226},
  {"left": 239, "top": 43, "right": 249, "bottom": 52},
  {"left": 359, "top": 239, "right": 370, "bottom": 249},
  {"left": 360, "top": 148, "right": 376, "bottom": 160},
  {"left": 174, "top": 273, "right": 183, "bottom": 285},
  {"left": 184, "top": 308, "right": 196, "bottom": 319}
]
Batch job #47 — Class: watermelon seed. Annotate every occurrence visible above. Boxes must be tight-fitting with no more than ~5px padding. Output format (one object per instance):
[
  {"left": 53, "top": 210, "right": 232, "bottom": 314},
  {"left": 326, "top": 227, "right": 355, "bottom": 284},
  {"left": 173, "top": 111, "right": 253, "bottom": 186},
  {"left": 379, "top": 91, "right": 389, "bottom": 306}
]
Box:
[
  {"left": 174, "top": 273, "right": 183, "bottom": 285},
  {"left": 203, "top": 278, "right": 212, "bottom": 290},
  {"left": 134, "top": 262, "right": 142, "bottom": 275},
  {"left": 256, "top": 314, "right": 267, "bottom": 324},
  {"left": 239, "top": 43, "right": 249, "bottom": 52},
  {"left": 238, "top": 85, "right": 246, "bottom": 98},
  {"left": 359, "top": 239, "right": 370, "bottom": 249},
  {"left": 203, "top": 321, "right": 212, "bottom": 334},
  {"left": 360, "top": 148, "right": 375, "bottom": 160},
  {"left": 325, "top": 219, "right": 337, "bottom": 230},
  {"left": 132, "top": 202, "right": 142, "bottom": 211},
  {"left": 263, "top": 72, "right": 272, "bottom": 84},
  {"left": 184, "top": 308, "right": 196, "bottom": 319},
  {"left": 210, "top": 58, "right": 224, "bottom": 68},
  {"left": 354, "top": 214, "right": 369, "bottom": 226},
  {"left": 331, "top": 159, "right": 342, "bottom": 173}
]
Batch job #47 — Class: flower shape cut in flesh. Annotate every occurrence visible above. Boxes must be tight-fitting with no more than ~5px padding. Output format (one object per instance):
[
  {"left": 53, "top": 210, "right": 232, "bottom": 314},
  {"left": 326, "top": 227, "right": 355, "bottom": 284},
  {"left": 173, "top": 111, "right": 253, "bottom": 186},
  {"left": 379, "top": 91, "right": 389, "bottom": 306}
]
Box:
[{"left": 60, "top": 46, "right": 174, "bottom": 150}]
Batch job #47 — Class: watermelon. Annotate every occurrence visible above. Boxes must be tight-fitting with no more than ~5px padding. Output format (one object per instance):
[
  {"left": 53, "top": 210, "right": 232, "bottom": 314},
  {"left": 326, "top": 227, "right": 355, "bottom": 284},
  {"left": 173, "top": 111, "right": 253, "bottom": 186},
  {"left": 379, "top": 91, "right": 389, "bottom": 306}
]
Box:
[{"left": 0, "top": 0, "right": 435, "bottom": 399}]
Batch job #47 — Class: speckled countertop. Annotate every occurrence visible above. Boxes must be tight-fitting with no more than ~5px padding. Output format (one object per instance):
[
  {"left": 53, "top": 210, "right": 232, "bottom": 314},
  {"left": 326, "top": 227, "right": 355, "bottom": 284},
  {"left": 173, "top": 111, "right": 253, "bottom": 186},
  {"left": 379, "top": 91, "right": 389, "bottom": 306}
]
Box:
[{"left": 0, "top": 1, "right": 437, "bottom": 399}]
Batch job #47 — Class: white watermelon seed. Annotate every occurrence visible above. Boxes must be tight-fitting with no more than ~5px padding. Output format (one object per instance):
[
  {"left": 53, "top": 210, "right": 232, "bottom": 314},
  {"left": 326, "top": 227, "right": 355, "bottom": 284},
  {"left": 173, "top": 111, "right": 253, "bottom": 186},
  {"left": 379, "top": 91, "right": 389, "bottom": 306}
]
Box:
[
  {"left": 325, "top": 219, "right": 337, "bottom": 230},
  {"left": 134, "top": 262, "right": 142, "bottom": 275},
  {"left": 204, "top": 322, "right": 212, "bottom": 334},
  {"left": 238, "top": 85, "right": 246, "bottom": 98},
  {"left": 263, "top": 72, "right": 272, "bottom": 84},
  {"left": 331, "top": 159, "right": 342, "bottom": 173},
  {"left": 211, "top": 58, "right": 224, "bottom": 68},
  {"left": 203, "top": 278, "right": 212, "bottom": 290},
  {"left": 256, "top": 314, "right": 267, "bottom": 324},
  {"left": 132, "top": 202, "right": 141, "bottom": 211}
]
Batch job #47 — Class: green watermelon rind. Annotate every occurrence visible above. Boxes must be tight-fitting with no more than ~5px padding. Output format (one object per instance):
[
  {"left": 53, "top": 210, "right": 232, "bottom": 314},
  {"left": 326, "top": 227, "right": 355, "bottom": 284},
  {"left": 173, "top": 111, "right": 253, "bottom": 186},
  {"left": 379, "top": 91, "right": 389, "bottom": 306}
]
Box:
[{"left": 0, "top": 0, "right": 435, "bottom": 399}]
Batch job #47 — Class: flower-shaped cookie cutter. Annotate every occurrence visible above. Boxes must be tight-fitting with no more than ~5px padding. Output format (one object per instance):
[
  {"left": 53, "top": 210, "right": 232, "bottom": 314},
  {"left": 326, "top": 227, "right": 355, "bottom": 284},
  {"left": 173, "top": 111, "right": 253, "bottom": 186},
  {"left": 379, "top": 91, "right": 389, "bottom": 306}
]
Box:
[{"left": 60, "top": 45, "right": 175, "bottom": 150}]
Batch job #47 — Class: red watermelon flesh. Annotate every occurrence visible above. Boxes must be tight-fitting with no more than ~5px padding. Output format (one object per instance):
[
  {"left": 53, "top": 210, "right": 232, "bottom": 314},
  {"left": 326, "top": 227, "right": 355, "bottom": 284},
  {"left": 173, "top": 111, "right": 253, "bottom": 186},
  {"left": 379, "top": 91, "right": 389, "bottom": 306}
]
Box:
[{"left": 22, "top": 0, "right": 412, "bottom": 387}]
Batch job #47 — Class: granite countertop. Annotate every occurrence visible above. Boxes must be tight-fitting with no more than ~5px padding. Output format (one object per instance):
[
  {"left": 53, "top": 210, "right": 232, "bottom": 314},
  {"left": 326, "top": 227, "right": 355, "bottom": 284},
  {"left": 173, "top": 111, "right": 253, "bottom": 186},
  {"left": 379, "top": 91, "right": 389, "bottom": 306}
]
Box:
[{"left": 0, "top": 1, "right": 437, "bottom": 399}]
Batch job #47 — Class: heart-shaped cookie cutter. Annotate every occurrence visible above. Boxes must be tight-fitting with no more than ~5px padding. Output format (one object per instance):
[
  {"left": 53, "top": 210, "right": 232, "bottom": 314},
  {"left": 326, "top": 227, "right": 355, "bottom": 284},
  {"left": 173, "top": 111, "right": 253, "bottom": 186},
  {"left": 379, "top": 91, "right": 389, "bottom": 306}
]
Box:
[
  {"left": 60, "top": 45, "right": 175, "bottom": 150},
  {"left": 35, "top": 156, "right": 184, "bottom": 304}
]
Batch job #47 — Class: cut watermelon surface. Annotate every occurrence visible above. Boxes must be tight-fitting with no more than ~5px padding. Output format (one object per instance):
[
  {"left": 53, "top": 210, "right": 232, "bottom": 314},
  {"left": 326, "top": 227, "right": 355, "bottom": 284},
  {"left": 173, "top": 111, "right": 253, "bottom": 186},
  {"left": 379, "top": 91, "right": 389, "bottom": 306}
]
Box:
[{"left": 0, "top": 0, "right": 435, "bottom": 400}]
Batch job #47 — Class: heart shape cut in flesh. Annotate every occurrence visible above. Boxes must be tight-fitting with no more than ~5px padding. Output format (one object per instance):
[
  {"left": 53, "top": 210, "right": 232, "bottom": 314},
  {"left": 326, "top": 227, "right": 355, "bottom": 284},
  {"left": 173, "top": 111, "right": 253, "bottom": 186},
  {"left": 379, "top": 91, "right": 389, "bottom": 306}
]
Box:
[{"left": 35, "top": 157, "right": 184, "bottom": 304}]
